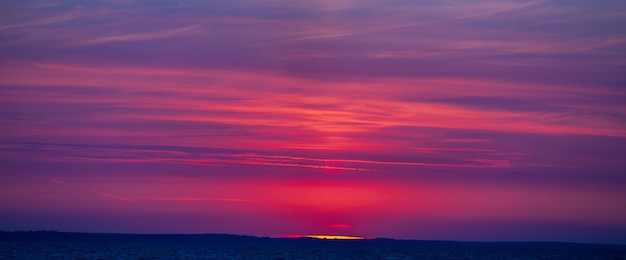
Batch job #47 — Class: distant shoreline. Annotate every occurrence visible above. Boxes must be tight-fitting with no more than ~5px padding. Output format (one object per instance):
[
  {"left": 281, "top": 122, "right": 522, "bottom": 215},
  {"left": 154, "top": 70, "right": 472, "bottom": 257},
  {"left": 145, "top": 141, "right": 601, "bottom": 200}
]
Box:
[{"left": 2, "top": 230, "right": 624, "bottom": 247}]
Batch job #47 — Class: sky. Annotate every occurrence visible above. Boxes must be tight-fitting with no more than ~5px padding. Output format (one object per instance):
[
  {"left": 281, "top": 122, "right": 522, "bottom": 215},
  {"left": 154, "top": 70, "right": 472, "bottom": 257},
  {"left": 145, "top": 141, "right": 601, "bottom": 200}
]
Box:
[{"left": 1, "top": 0, "right": 626, "bottom": 244}]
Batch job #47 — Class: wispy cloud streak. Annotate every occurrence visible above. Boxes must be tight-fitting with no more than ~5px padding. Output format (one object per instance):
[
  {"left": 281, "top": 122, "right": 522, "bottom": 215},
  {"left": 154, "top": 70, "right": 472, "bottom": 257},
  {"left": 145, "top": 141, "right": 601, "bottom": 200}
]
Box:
[
  {"left": 71, "top": 24, "right": 204, "bottom": 46},
  {"left": 139, "top": 197, "right": 253, "bottom": 203},
  {"left": 92, "top": 191, "right": 132, "bottom": 202}
]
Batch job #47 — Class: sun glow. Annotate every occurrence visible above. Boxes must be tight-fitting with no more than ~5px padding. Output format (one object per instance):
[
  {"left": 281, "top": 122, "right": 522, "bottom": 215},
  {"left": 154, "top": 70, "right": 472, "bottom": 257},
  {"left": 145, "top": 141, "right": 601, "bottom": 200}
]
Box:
[
  {"left": 275, "top": 184, "right": 386, "bottom": 210},
  {"left": 285, "top": 234, "right": 365, "bottom": 240}
]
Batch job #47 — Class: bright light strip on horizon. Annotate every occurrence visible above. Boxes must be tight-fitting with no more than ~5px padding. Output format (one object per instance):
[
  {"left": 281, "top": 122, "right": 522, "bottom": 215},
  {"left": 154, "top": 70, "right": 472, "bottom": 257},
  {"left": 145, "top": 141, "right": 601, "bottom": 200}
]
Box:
[{"left": 285, "top": 235, "right": 365, "bottom": 240}]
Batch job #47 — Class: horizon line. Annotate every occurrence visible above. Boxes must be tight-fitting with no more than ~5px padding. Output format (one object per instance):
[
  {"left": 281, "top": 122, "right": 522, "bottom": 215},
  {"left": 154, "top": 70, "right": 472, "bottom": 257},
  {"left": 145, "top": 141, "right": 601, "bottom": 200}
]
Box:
[{"left": 1, "top": 230, "right": 624, "bottom": 246}]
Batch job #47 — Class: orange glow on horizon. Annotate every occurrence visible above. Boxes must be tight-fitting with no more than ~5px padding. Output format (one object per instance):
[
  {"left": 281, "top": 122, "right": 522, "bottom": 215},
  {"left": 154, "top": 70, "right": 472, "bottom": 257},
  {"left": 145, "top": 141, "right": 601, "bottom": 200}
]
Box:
[{"left": 283, "top": 234, "right": 365, "bottom": 240}]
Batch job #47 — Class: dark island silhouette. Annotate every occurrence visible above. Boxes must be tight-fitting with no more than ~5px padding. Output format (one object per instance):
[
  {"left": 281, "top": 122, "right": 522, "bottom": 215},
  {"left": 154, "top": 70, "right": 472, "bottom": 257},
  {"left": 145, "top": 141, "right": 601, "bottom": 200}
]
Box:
[{"left": 2, "top": 231, "right": 625, "bottom": 259}]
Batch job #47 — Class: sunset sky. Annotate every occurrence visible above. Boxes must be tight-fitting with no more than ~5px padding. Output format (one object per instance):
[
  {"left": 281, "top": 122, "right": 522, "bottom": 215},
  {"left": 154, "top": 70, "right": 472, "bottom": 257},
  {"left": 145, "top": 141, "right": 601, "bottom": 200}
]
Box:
[{"left": 1, "top": 0, "right": 626, "bottom": 244}]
